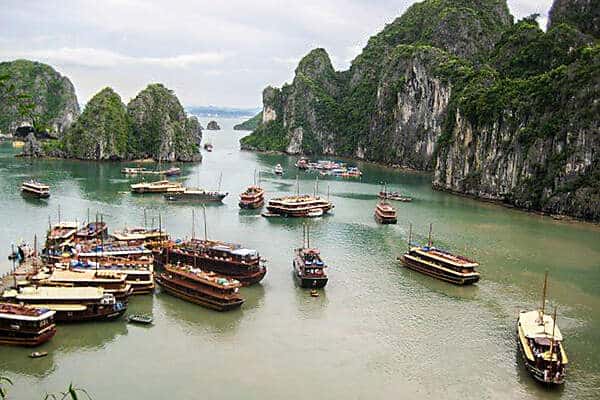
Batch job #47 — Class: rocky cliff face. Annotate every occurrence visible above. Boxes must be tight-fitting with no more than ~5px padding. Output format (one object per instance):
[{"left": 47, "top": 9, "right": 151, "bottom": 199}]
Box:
[
  {"left": 241, "top": 0, "right": 599, "bottom": 220},
  {"left": 206, "top": 120, "right": 221, "bottom": 130},
  {"left": 549, "top": 0, "right": 600, "bottom": 37},
  {"left": 127, "top": 84, "right": 202, "bottom": 162},
  {"left": 62, "top": 87, "right": 130, "bottom": 160},
  {"left": 0, "top": 60, "right": 79, "bottom": 137}
]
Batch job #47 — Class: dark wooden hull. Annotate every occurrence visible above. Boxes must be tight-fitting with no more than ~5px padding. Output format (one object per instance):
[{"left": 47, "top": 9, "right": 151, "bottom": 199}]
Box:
[
  {"left": 54, "top": 304, "right": 127, "bottom": 322},
  {"left": 374, "top": 213, "right": 397, "bottom": 224},
  {"left": 156, "top": 251, "right": 266, "bottom": 286},
  {"left": 156, "top": 276, "right": 244, "bottom": 311},
  {"left": 292, "top": 261, "right": 328, "bottom": 288},
  {"left": 239, "top": 199, "right": 264, "bottom": 209},
  {"left": 21, "top": 190, "right": 50, "bottom": 199},
  {"left": 0, "top": 327, "right": 56, "bottom": 347},
  {"left": 399, "top": 255, "right": 480, "bottom": 285},
  {"left": 516, "top": 325, "right": 566, "bottom": 385}
]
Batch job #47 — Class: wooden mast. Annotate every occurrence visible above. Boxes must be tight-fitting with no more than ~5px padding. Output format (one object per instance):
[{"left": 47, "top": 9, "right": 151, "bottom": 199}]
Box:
[
  {"left": 550, "top": 306, "right": 557, "bottom": 362},
  {"left": 408, "top": 223, "right": 412, "bottom": 252},
  {"left": 203, "top": 205, "right": 208, "bottom": 241},
  {"left": 191, "top": 209, "right": 196, "bottom": 239},
  {"left": 540, "top": 271, "right": 548, "bottom": 322},
  {"left": 427, "top": 223, "right": 433, "bottom": 247}
]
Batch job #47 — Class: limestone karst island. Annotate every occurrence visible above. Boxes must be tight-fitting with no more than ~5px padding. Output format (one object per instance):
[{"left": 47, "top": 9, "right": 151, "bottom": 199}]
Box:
[{"left": 0, "top": 1, "right": 598, "bottom": 399}]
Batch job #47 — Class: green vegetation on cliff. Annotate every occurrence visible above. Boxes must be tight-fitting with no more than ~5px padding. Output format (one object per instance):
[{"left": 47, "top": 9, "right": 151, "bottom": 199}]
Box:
[
  {"left": 234, "top": 112, "right": 262, "bottom": 131},
  {"left": 0, "top": 59, "right": 79, "bottom": 136},
  {"left": 62, "top": 87, "right": 130, "bottom": 160}
]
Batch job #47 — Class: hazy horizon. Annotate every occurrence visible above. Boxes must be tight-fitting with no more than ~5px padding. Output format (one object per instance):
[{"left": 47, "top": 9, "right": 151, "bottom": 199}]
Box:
[{"left": 1, "top": 0, "right": 553, "bottom": 108}]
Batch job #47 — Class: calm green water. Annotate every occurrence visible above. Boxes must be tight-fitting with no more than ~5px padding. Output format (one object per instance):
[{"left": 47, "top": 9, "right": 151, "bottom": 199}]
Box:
[{"left": 1, "top": 119, "right": 599, "bottom": 399}]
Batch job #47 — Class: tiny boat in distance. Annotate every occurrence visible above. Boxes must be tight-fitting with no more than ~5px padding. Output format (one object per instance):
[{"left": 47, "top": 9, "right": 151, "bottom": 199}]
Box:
[
  {"left": 517, "top": 273, "right": 568, "bottom": 385},
  {"left": 21, "top": 180, "right": 50, "bottom": 198},
  {"left": 239, "top": 185, "right": 265, "bottom": 209},
  {"left": 398, "top": 225, "right": 480, "bottom": 285},
  {"left": 374, "top": 201, "right": 397, "bottom": 224},
  {"left": 292, "top": 225, "right": 328, "bottom": 288},
  {"left": 0, "top": 303, "right": 56, "bottom": 346},
  {"left": 156, "top": 263, "right": 244, "bottom": 311},
  {"left": 274, "top": 164, "right": 284, "bottom": 175},
  {"left": 29, "top": 351, "right": 49, "bottom": 358},
  {"left": 378, "top": 191, "right": 412, "bottom": 202},
  {"left": 204, "top": 143, "right": 214, "bottom": 152},
  {"left": 130, "top": 180, "right": 183, "bottom": 194},
  {"left": 164, "top": 187, "right": 228, "bottom": 202}
]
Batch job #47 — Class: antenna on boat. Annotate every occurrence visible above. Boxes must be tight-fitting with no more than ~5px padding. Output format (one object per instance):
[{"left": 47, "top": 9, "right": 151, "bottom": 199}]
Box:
[
  {"left": 550, "top": 305, "right": 557, "bottom": 361},
  {"left": 253, "top": 168, "right": 257, "bottom": 186},
  {"left": 427, "top": 223, "right": 433, "bottom": 247},
  {"left": 217, "top": 172, "right": 223, "bottom": 192},
  {"left": 258, "top": 170, "right": 261, "bottom": 187},
  {"left": 58, "top": 204, "right": 61, "bottom": 223},
  {"left": 540, "top": 271, "right": 548, "bottom": 322},
  {"left": 307, "top": 224, "right": 310, "bottom": 248},
  {"left": 327, "top": 184, "right": 330, "bottom": 202},
  {"left": 143, "top": 208, "right": 147, "bottom": 229},
  {"left": 302, "top": 224, "right": 306, "bottom": 248},
  {"left": 296, "top": 175, "right": 300, "bottom": 197},
  {"left": 87, "top": 208, "right": 90, "bottom": 224},
  {"left": 314, "top": 176, "right": 319, "bottom": 197},
  {"left": 202, "top": 205, "right": 208, "bottom": 241},
  {"left": 191, "top": 209, "right": 196, "bottom": 239},
  {"left": 158, "top": 213, "right": 162, "bottom": 244},
  {"left": 11, "top": 244, "right": 16, "bottom": 288},
  {"left": 408, "top": 223, "right": 412, "bottom": 251},
  {"left": 48, "top": 215, "right": 51, "bottom": 231}
]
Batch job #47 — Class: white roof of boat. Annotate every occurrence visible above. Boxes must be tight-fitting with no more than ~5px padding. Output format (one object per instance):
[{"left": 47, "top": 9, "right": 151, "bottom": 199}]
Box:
[
  {"left": 0, "top": 309, "right": 55, "bottom": 321},
  {"left": 231, "top": 248, "right": 258, "bottom": 257},
  {"left": 15, "top": 286, "right": 104, "bottom": 300},
  {"left": 519, "top": 310, "right": 563, "bottom": 341}
]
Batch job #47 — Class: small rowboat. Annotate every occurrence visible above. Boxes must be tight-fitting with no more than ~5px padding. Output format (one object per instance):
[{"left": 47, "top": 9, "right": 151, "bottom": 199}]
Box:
[
  {"left": 128, "top": 314, "right": 153, "bottom": 325},
  {"left": 29, "top": 351, "right": 48, "bottom": 358}
]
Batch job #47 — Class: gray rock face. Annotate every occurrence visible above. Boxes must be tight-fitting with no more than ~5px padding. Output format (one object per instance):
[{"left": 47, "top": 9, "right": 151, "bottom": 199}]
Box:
[
  {"left": 127, "top": 83, "right": 202, "bottom": 162},
  {"left": 21, "top": 132, "right": 44, "bottom": 157},
  {"left": 206, "top": 120, "right": 221, "bottom": 130},
  {"left": 0, "top": 60, "right": 79, "bottom": 137},
  {"left": 549, "top": 0, "right": 600, "bottom": 37}
]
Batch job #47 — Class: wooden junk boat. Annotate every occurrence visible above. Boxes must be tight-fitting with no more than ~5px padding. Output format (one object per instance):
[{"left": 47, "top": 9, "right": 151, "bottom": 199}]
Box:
[
  {"left": 156, "top": 239, "right": 267, "bottom": 286},
  {"left": 46, "top": 221, "right": 78, "bottom": 247},
  {"left": 122, "top": 166, "right": 181, "bottom": 176},
  {"left": 2, "top": 286, "right": 127, "bottom": 322},
  {"left": 398, "top": 224, "right": 480, "bottom": 285},
  {"left": 31, "top": 269, "right": 133, "bottom": 301},
  {"left": 0, "top": 303, "right": 56, "bottom": 346},
  {"left": 164, "top": 187, "right": 228, "bottom": 202},
  {"left": 156, "top": 263, "right": 244, "bottom": 311},
  {"left": 378, "top": 191, "right": 412, "bottom": 202},
  {"left": 239, "top": 185, "right": 265, "bottom": 209},
  {"left": 75, "top": 221, "right": 108, "bottom": 240},
  {"left": 111, "top": 226, "right": 168, "bottom": 245},
  {"left": 265, "top": 195, "right": 334, "bottom": 218},
  {"left": 517, "top": 273, "right": 568, "bottom": 385},
  {"left": 21, "top": 180, "right": 50, "bottom": 198},
  {"left": 374, "top": 200, "right": 397, "bottom": 224},
  {"left": 292, "top": 226, "right": 328, "bottom": 288},
  {"left": 130, "top": 180, "right": 183, "bottom": 194}
]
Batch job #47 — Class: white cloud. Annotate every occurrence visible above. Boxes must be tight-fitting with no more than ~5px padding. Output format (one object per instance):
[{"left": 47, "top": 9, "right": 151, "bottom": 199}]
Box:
[{"left": 0, "top": 47, "right": 227, "bottom": 69}]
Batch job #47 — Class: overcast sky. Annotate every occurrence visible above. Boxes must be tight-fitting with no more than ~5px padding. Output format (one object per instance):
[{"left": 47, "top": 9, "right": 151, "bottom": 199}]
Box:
[{"left": 0, "top": 0, "right": 553, "bottom": 108}]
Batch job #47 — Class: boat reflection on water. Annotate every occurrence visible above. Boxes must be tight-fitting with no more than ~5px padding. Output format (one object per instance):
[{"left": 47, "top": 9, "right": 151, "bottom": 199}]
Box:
[
  {"left": 292, "top": 270, "right": 329, "bottom": 318},
  {"left": 0, "top": 321, "right": 128, "bottom": 379},
  {"left": 154, "top": 284, "right": 265, "bottom": 336}
]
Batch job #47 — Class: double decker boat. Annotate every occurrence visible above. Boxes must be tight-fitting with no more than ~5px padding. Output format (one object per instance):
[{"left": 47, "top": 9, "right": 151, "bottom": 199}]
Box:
[
  {"left": 75, "top": 221, "right": 108, "bottom": 240},
  {"left": 156, "top": 263, "right": 244, "bottom": 311},
  {"left": 517, "top": 273, "right": 568, "bottom": 385},
  {"left": 239, "top": 185, "right": 265, "bottom": 209},
  {"left": 156, "top": 239, "right": 266, "bottom": 286},
  {"left": 292, "top": 226, "right": 328, "bottom": 288},
  {"left": 111, "top": 227, "right": 168, "bottom": 245},
  {"left": 164, "top": 187, "right": 228, "bottom": 202},
  {"left": 398, "top": 225, "right": 480, "bottom": 285},
  {"left": 130, "top": 180, "right": 183, "bottom": 194},
  {"left": 374, "top": 200, "right": 397, "bottom": 224},
  {"left": 21, "top": 180, "right": 50, "bottom": 198},
  {"left": 121, "top": 166, "right": 181, "bottom": 176},
  {"left": 31, "top": 269, "right": 133, "bottom": 301},
  {"left": 2, "top": 286, "right": 127, "bottom": 322},
  {"left": 0, "top": 303, "right": 56, "bottom": 346},
  {"left": 265, "top": 195, "right": 334, "bottom": 218},
  {"left": 46, "top": 221, "right": 78, "bottom": 247}
]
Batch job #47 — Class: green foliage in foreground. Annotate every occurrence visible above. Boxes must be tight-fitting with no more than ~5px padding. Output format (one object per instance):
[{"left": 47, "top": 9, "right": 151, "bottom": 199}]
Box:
[{"left": 1, "top": 376, "right": 92, "bottom": 400}]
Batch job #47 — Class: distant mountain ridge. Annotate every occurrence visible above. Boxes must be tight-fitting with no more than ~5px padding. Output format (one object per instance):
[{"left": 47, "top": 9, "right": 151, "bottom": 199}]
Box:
[{"left": 186, "top": 105, "right": 261, "bottom": 118}]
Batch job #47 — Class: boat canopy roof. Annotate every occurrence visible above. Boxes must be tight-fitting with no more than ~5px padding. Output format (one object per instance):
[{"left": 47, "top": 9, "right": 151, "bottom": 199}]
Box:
[
  {"left": 519, "top": 310, "right": 563, "bottom": 341},
  {"left": 231, "top": 248, "right": 258, "bottom": 257},
  {"left": 15, "top": 286, "right": 104, "bottom": 300}
]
